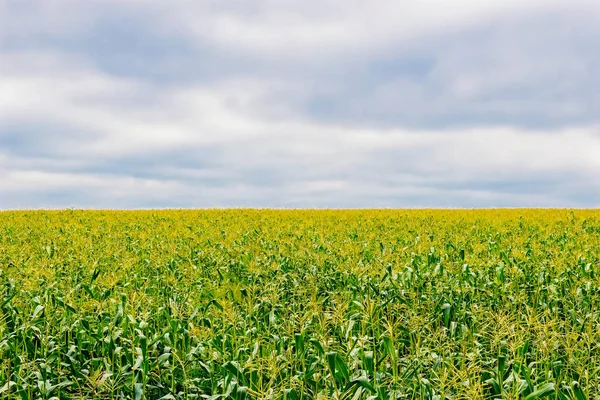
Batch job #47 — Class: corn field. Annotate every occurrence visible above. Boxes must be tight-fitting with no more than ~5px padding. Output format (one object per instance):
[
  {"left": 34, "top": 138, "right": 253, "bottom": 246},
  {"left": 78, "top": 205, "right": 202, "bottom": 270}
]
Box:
[{"left": 1, "top": 209, "right": 599, "bottom": 399}]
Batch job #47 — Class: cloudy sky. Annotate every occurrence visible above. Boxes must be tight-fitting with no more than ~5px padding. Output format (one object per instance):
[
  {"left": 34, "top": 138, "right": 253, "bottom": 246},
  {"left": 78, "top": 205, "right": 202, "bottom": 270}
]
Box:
[{"left": 1, "top": 0, "right": 599, "bottom": 208}]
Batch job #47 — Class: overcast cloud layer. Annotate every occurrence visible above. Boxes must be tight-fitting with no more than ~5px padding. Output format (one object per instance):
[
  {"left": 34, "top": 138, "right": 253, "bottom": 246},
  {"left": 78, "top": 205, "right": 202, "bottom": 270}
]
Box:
[{"left": 1, "top": 0, "right": 600, "bottom": 208}]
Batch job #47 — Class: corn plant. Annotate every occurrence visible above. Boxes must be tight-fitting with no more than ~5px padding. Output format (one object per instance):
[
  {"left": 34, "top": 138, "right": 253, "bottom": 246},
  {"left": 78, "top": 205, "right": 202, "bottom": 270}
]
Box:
[{"left": 0, "top": 209, "right": 599, "bottom": 398}]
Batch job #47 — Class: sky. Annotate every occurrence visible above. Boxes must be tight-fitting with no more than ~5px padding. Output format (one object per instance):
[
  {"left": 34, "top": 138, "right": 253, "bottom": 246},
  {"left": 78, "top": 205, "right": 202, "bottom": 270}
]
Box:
[{"left": 1, "top": 0, "right": 600, "bottom": 209}]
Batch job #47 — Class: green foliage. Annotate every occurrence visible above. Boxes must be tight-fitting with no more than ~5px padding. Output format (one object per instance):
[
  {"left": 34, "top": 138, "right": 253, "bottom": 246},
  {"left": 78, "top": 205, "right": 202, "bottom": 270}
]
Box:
[{"left": 0, "top": 209, "right": 599, "bottom": 398}]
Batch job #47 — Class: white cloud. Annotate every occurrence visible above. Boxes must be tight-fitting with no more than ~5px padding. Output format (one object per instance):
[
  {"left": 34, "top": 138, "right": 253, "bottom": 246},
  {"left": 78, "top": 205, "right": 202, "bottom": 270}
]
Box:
[
  {"left": 2, "top": 50, "right": 600, "bottom": 208},
  {"left": 4, "top": 0, "right": 598, "bottom": 57},
  {"left": 1, "top": 1, "right": 600, "bottom": 208},
  {"left": 163, "top": 0, "right": 598, "bottom": 56}
]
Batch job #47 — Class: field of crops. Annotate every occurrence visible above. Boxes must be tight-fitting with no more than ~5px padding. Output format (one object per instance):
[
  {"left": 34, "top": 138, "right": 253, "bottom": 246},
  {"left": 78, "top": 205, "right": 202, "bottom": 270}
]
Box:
[{"left": 1, "top": 210, "right": 599, "bottom": 399}]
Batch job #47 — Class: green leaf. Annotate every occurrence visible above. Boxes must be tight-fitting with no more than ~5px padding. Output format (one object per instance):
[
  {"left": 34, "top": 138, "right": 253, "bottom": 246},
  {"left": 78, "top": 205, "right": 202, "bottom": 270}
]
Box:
[
  {"left": 294, "top": 333, "right": 304, "bottom": 355},
  {"left": 362, "top": 351, "right": 374, "bottom": 376},
  {"left": 236, "top": 386, "right": 248, "bottom": 400},
  {"left": 284, "top": 389, "right": 299, "bottom": 400},
  {"left": 523, "top": 383, "right": 555, "bottom": 400},
  {"left": 158, "top": 353, "right": 171, "bottom": 365},
  {"left": 571, "top": 381, "right": 586, "bottom": 400},
  {"left": 31, "top": 304, "right": 44, "bottom": 320},
  {"left": 335, "top": 355, "right": 350, "bottom": 383},
  {"left": 0, "top": 381, "right": 16, "bottom": 394},
  {"left": 441, "top": 303, "right": 452, "bottom": 328},
  {"left": 349, "top": 376, "right": 376, "bottom": 393},
  {"left": 326, "top": 352, "right": 337, "bottom": 377},
  {"left": 134, "top": 383, "right": 143, "bottom": 400},
  {"left": 309, "top": 338, "right": 324, "bottom": 355}
]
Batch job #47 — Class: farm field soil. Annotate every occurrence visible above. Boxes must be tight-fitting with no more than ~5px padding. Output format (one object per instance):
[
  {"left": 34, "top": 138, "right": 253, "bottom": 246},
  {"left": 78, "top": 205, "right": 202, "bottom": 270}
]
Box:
[{"left": 1, "top": 209, "right": 600, "bottom": 399}]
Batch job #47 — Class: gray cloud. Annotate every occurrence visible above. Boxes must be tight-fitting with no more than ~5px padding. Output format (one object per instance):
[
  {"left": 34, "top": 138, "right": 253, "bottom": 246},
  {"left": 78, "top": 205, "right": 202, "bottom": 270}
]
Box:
[{"left": 1, "top": 1, "right": 600, "bottom": 208}]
